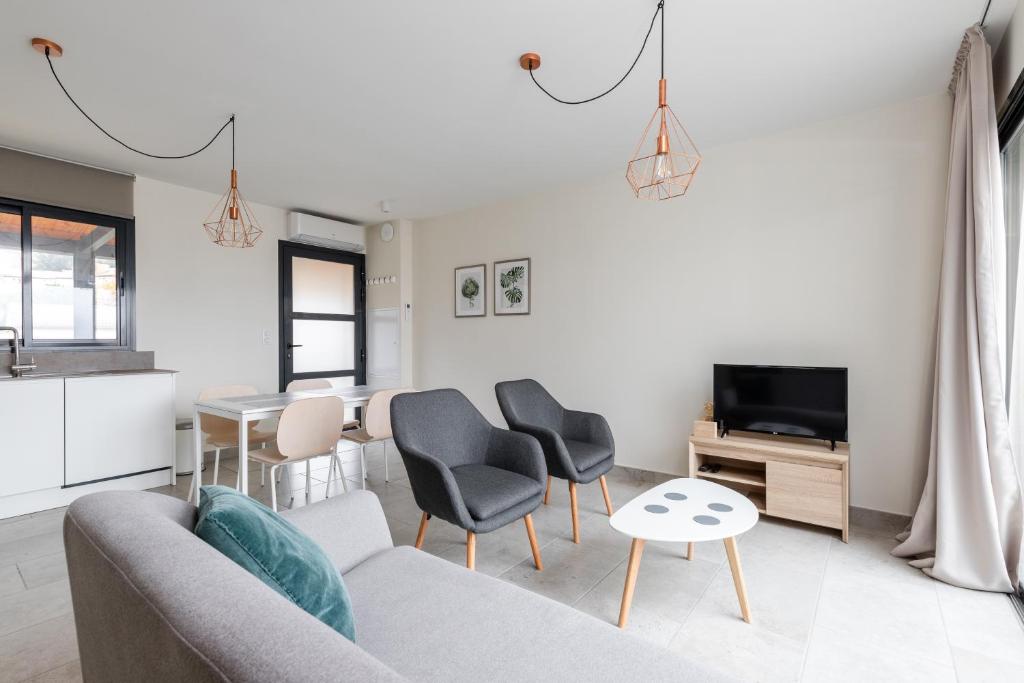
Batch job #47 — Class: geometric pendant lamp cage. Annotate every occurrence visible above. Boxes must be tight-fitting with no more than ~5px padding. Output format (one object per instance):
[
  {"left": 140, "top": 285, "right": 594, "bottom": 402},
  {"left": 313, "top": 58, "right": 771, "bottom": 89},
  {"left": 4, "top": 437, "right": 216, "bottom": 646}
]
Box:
[
  {"left": 31, "top": 37, "right": 263, "bottom": 248},
  {"left": 626, "top": 79, "right": 701, "bottom": 200},
  {"left": 519, "top": 0, "right": 701, "bottom": 202}
]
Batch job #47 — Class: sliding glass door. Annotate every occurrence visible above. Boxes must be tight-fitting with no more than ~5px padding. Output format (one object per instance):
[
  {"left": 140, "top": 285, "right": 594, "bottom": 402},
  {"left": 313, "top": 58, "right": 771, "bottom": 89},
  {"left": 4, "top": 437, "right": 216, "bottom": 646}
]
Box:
[{"left": 278, "top": 241, "right": 365, "bottom": 391}]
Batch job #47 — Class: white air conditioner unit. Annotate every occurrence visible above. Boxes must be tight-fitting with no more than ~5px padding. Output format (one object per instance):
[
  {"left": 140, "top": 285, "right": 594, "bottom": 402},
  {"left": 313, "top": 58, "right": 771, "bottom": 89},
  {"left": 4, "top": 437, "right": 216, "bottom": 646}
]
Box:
[{"left": 287, "top": 212, "right": 366, "bottom": 252}]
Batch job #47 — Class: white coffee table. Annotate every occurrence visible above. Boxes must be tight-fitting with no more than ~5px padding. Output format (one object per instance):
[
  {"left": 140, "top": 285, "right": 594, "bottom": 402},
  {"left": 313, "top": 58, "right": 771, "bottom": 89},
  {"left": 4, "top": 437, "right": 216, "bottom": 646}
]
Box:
[{"left": 610, "top": 477, "right": 759, "bottom": 627}]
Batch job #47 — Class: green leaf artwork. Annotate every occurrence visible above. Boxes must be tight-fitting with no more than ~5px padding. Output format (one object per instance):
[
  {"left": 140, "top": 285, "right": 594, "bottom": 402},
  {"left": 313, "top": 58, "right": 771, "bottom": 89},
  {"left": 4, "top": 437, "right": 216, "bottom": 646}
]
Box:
[
  {"left": 500, "top": 265, "right": 525, "bottom": 289},
  {"left": 461, "top": 276, "right": 480, "bottom": 305},
  {"left": 505, "top": 286, "right": 523, "bottom": 305}
]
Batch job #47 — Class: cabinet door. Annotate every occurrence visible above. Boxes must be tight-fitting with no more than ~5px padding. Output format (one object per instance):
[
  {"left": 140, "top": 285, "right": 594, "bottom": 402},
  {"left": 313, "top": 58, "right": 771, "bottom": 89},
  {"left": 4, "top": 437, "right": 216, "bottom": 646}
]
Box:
[
  {"left": 766, "top": 461, "right": 843, "bottom": 529},
  {"left": 65, "top": 374, "right": 174, "bottom": 486},
  {"left": 0, "top": 379, "right": 64, "bottom": 496}
]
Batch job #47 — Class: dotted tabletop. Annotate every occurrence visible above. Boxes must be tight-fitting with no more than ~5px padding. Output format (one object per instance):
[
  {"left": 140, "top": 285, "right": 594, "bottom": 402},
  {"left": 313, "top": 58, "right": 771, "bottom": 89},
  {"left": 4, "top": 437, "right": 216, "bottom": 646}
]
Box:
[{"left": 610, "top": 478, "right": 759, "bottom": 543}]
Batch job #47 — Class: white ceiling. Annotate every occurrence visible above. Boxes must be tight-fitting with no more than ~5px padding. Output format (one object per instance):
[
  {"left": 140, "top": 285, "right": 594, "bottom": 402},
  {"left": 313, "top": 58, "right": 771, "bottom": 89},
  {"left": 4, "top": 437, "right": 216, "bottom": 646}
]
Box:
[{"left": 0, "top": 1, "right": 1013, "bottom": 222}]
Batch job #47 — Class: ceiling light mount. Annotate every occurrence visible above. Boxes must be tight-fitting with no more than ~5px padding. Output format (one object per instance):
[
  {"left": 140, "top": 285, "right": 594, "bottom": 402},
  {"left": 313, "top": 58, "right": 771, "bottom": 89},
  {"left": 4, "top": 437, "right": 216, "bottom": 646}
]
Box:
[
  {"left": 519, "top": 53, "right": 541, "bottom": 71},
  {"left": 31, "top": 38, "right": 62, "bottom": 58},
  {"left": 517, "top": 0, "right": 701, "bottom": 200}
]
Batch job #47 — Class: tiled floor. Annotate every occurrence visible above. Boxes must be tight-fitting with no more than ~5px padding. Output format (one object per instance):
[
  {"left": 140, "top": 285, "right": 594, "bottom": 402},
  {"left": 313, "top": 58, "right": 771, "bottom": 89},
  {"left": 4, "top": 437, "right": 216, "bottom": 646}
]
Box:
[{"left": 2, "top": 441, "right": 1022, "bottom": 682}]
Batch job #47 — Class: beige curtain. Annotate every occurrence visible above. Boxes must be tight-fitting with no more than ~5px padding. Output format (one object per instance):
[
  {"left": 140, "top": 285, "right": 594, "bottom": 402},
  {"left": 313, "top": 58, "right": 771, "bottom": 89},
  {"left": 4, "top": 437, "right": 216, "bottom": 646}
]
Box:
[{"left": 892, "top": 25, "right": 1024, "bottom": 592}]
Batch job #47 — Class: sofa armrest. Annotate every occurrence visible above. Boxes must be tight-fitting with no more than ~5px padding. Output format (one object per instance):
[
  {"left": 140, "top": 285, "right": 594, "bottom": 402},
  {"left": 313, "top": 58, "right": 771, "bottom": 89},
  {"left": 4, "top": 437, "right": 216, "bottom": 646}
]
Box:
[
  {"left": 562, "top": 410, "right": 615, "bottom": 451},
  {"left": 485, "top": 428, "right": 547, "bottom": 484},
  {"left": 398, "top": 445, "right": 473, "bottom": 528},
  {"left": 283, "top": 490, "right": 393, "bottom": 574}
]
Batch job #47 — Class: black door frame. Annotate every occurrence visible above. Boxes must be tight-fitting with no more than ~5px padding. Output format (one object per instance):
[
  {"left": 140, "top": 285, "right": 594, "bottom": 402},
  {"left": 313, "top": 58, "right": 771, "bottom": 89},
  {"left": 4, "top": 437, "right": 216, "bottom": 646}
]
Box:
[{"left": 278, "top": 240, "right": 366, "bottom": 391}]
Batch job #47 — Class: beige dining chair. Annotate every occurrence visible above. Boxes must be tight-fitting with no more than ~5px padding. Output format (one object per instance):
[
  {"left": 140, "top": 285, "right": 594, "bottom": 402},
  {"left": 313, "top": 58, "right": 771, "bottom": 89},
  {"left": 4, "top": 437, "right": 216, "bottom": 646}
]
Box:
[
  {"left": 248, "top": 396, "right": 347, "bottom": 512},
  {"left": 187, "top": 384, "right": 276, "bottom": 503},
  {"left": 285, "top": 378, "right": 360, "bottom": 431},
  {"left": 339, "top": 388, "right": 413, "bottom": 489}
]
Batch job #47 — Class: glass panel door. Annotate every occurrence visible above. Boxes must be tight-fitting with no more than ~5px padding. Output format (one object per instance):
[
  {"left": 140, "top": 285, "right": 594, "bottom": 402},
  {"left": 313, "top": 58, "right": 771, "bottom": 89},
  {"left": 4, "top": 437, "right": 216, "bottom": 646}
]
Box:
[{"left": 279, "top": 242, "right": 365, "bottom": 391}]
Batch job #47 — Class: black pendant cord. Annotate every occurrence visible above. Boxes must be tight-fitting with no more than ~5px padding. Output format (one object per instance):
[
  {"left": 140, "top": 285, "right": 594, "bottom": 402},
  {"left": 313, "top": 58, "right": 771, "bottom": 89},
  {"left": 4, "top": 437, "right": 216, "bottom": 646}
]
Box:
[
  {"left": 528, "top": 0, "right": 664, "bottom": 105},
  {"left": 43, "top": 46, "right": 233, "bottom": 160}
]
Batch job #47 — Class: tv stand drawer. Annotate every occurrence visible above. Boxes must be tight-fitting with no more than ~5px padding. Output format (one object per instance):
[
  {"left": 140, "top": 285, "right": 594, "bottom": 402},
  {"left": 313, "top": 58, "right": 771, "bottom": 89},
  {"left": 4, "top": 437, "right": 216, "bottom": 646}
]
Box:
[{"left": 766, "top": 461, "right": 843, "bottom": 529}]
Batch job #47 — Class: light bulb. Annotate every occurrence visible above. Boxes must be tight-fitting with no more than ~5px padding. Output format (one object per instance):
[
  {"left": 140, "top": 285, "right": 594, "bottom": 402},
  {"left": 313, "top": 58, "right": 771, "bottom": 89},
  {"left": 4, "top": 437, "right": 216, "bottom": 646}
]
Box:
[{"left": 653, "top": 152, "right": 672, "bottom": 182}]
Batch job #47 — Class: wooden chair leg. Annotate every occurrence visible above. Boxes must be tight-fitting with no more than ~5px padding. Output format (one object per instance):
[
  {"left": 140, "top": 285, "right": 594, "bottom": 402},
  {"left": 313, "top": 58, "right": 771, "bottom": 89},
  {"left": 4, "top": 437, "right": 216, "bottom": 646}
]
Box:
[
  {"left": 415, "top": 512, "right": 430, "bottom": 549},
  {"left": 599, "top": 475, "right": 614, "bottom": 516},
  {"left": 543, "top": 475, "right": 552, "bottom": 505},
  {"left": 724, "top": 536, "right": 752, "bottom": 624},
  {"left": 568, "top": 481, "right": 580, "bottom": 544},
  {"left": 617, "top": 538, "right": 646, "bottom": 628},
  {"left": 524, "top": 514, "right": 543, "bottom": 571},
  {"left": 687, "top": 542, "right": 695, "bottom": 561},
  {"left": 466, "top": 531, "right": 476, "bottom": 570}
]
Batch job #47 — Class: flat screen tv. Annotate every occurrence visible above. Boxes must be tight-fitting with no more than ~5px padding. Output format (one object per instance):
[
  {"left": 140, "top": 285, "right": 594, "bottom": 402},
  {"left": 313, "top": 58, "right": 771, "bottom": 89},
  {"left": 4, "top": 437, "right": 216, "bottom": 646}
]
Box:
[{"left": 713, "top": 364, "right": 848, "bottom": 446}]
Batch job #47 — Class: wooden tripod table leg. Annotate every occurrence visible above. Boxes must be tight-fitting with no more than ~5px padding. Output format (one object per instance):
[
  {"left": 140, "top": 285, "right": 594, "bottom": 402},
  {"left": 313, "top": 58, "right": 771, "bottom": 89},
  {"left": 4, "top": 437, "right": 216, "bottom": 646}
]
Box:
[
  {"left": 723, "top": 536, "right": 752, "bottom": 623},
  {"left": 617, "top": 538, "right": 646, "bottom": 628},
  {"left": 686, "top": 541, "right": 695, "bottom": 561}
]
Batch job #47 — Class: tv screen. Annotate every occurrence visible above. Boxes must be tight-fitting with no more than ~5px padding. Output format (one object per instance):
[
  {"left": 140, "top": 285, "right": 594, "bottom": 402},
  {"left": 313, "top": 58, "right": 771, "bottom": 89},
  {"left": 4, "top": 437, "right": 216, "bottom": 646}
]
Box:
[{"left": 713, "top": 365, "right": 848, "bottom": 444}]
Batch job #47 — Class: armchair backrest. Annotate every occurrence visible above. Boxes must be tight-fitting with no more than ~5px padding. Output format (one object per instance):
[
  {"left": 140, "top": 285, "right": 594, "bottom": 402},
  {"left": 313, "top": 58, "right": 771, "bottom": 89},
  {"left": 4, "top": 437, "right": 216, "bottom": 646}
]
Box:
[
  {"left": 495, "top": 379, "right": 564, "bottom": 433},
  {"left": 390, "top": 389, "right": 492, "bottom": 467}
]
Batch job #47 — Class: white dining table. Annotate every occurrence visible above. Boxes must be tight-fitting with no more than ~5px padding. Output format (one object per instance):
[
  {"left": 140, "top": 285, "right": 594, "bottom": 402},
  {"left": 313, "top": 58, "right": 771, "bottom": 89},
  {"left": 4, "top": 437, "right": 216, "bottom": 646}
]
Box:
[{"left": 191, "top": 384, "right": 377, "bottom": 504}]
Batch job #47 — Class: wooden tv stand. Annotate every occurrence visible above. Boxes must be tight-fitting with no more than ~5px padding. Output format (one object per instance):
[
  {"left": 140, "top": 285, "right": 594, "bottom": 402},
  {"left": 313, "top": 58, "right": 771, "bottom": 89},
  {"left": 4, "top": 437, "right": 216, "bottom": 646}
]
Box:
[{"left": 688, "top": 430, "right": 849, "bottom": 542}]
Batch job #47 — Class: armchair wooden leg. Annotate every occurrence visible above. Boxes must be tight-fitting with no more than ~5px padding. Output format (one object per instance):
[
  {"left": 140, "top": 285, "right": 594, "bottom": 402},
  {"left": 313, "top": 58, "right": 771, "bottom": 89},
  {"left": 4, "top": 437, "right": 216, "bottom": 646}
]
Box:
[
  {"left": 568, "top": 481, "right": 580, "bottom": 544},
  {"left": 599, "top": 475, "right": 614, "bottom": 516},
  {"left": 724, "top": 536, "right": 752, "bottom": 624},
  {"left": 544, "top": 476, "right": 552, "bottom": 505},
  {"left": 617, "top": 538, "right": 645, "bottom": 628},
  {"left": 466, "top": 531, "right": 476, "bottom": 570},
  {"left": 687, "top": 541, "right": 695, "bottom": 560},
  {"left": 524, "top": 514, "right": 543, "bottom": 571},
  {"left": 415, "top": 512, "right": 430, "bottom": 549}
]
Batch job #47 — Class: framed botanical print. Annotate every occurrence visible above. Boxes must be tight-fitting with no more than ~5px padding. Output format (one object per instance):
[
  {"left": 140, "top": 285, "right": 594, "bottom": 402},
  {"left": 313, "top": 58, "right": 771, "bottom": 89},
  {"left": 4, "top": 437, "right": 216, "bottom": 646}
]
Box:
[
  {"left": 454, "top": 264, "right": 487, "bottom": 317},
  {"left": 494, "top": 257, "right": 530, "bottom": 315}
]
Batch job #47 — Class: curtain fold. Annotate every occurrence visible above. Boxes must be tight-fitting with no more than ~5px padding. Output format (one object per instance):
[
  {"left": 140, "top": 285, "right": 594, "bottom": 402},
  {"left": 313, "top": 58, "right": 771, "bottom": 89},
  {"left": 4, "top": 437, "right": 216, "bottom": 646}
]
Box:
[{"left": 892, "top": 25, "right": 1024, "bottom": 592}]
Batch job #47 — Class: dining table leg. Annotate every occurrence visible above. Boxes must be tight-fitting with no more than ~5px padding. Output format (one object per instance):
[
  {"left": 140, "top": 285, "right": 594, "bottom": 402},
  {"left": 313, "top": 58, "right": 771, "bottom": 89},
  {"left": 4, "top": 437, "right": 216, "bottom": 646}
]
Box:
[
  {"left": 238, "top": 416, "right": 250, "bottom": 496},
  {"left": 192, "top": 406, "right": 203, "bottom": 505}
]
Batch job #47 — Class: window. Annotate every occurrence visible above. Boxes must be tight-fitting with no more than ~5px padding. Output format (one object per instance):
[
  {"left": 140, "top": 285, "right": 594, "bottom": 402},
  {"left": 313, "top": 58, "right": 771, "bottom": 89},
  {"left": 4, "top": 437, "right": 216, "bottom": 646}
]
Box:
[{"left": 0, "top": 198, "right": 134, "bottom": 349}]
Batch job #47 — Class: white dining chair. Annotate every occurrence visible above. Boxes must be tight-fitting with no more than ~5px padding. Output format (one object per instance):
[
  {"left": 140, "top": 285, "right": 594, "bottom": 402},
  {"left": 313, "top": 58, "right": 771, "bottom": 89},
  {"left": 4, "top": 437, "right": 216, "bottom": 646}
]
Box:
[
  {"left": 187, "top": 384, "right": 276, "bottom": 503},
  {"left": 339, "top": 388, "right": 413, "bottom": 489},
  {"left": 248, "top": 396, "right": 347, "bottom": 512}
]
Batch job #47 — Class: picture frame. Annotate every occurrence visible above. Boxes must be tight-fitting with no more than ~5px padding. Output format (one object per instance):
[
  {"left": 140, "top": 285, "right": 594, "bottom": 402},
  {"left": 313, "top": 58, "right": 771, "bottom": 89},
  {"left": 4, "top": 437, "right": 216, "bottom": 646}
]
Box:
[
  {"left": 454, "top": 264, "right": 487, "bottom": 317},
  {"left": 493, "top": 257, "right": 531, "bottom": 315}
]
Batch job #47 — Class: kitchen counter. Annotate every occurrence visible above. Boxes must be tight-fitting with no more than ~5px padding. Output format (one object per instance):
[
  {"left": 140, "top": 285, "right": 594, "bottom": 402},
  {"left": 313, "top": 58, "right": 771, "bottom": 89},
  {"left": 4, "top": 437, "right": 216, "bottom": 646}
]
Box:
[{"left": 0, "top": 368, "right": 177, "bottom": 382}]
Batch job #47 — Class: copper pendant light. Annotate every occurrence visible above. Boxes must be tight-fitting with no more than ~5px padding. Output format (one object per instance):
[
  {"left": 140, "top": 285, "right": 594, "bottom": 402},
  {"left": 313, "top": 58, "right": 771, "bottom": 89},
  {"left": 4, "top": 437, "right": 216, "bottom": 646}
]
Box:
[
  {"left": 203, "top": 118, "right": 264, "bottom": 248},
  {"left": 519, "top": 0, "right": 700, "bottom": 200},
  {"left": 31, "top": 38, "right": 262, "bottom": 247}
]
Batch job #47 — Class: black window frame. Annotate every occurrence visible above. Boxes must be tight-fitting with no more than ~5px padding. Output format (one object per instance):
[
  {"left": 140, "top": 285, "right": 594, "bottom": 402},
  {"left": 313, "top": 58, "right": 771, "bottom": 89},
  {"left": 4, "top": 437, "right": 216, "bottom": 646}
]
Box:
[{"left": 0, "top": 197, "right": 135, "bottom": 351}]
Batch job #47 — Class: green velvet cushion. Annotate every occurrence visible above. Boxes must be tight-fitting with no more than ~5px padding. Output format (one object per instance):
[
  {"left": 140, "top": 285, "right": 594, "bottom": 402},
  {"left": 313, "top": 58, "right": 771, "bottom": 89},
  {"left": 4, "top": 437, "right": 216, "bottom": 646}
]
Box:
[{"left": 195, "top": 485, "right": 355, "bottom": 641}]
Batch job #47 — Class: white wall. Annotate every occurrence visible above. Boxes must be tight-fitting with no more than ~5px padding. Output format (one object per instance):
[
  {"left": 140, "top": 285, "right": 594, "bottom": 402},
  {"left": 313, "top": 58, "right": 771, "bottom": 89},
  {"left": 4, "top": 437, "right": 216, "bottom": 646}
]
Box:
[
  {"left": 995, "top": 0, "right": 1024, "bottom": 109},
  {"left": 413, "top": 93, "right": 951, "bottom": 516},
  {"left": 134, "top": 176, "right": 287, "bottom": 416}
]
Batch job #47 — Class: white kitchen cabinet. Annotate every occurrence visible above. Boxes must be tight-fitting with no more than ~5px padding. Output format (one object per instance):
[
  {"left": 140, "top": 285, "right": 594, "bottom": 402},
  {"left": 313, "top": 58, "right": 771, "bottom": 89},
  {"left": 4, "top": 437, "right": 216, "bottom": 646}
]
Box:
[
  {"left": 0, "top": 378, "right": 64, "bottom": 497},
  {"left": 64, "top": 373, "right": 175, "bottom": 486}
]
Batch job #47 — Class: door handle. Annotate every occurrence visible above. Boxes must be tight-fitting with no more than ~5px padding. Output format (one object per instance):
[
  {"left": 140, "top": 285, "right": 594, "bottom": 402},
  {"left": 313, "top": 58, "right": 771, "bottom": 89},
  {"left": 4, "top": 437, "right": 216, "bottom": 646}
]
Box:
[{"left": 287, "top": 343, "right": 304, "bottom": 349}]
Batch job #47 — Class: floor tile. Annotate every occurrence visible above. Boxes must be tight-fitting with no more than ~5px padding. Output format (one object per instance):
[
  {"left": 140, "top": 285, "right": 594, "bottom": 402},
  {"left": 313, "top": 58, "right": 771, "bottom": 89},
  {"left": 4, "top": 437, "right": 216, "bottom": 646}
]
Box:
[
  {"left": 0, "top": 532, "right": 64, "bottom": 568},
  {"left": 669, "top": 610, "right": 805, "bottom": 683},
  {"left": 0, "top": 580, "right": 72, "bottom": 638},
  {"left": 801, "top": 624, "right": 956, "bottom": 682},
  {"left": 0, "top": 614, "right": 78, "bottom": 681},
  {"left": 0, "top": 564, "right": 24, "bottom": 599},
  {"left": 951, "top": 645, "right": 1023, "bottom": 683},
  {"left": 691, "top": 550, "right": 821, "bottom": 642},
  {"left": 816, "top": 548, "right": 951, "bottom": 666},
  {"left": 499, "top": 537, "right": 628, "bottom": 606},
  {"left": 28, "top": 659, "right": 83, "bottom": 682},
  {"left": 934, "top": 582, "right": 1024, "bottom": 664},
  {"left": 17, "top": 552, "right": 68, "bottom": 590}
]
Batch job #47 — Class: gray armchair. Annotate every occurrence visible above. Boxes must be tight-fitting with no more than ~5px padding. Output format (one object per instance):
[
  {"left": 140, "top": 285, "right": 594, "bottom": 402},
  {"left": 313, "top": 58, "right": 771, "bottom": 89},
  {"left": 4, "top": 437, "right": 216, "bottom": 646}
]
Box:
[
  {"left": 495, "top": 379, "right": 615, "bottom": 544},
  {"left": 390, "top": 388, "right": 546, "bottom": 571}
]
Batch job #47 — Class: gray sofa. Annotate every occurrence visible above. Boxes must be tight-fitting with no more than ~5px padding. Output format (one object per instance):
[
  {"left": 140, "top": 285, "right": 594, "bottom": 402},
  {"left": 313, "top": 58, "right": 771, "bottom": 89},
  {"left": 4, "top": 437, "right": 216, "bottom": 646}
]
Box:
[{"left": 64, "top": 489, "right": 731, "bottom": 682}]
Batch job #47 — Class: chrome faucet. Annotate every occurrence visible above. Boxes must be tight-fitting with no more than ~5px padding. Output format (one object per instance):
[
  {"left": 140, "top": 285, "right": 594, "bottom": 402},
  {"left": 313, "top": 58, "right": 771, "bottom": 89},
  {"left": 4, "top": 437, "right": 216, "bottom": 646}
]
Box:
[{"left": 0, "top": 327, "right": 36, "bottom": 377}]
